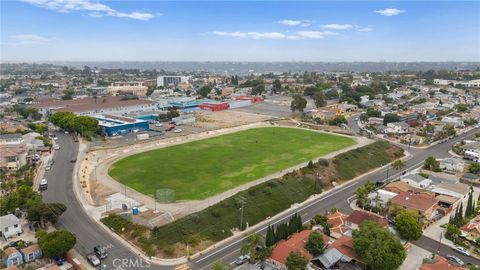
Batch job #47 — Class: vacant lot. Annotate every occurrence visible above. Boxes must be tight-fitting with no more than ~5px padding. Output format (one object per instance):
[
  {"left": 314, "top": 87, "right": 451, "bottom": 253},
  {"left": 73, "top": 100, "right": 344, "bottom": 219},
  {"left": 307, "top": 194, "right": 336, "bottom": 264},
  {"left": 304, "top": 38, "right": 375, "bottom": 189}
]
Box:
[{"left": 109, "top": 127, "right": 355, "bottom": 200}]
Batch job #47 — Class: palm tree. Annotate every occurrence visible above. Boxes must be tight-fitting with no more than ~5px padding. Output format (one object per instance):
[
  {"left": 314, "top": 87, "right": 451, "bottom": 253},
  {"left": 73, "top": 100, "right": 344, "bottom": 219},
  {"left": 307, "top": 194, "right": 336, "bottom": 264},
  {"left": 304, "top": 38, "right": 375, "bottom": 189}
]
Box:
[{"left": 391, "top": 159, "right": 406, "bottom": 172}]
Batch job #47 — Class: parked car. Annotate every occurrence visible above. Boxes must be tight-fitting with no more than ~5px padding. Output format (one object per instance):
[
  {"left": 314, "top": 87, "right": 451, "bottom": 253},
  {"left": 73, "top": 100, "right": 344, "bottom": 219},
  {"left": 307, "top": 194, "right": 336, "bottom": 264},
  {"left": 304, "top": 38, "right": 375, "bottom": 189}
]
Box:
[
  {"left": 53, "top": 135, "right": 58, "bottom": 141},
  {"left": 71, "top": 157, "right": 77, "bottom": 163},
  {"left": 86, "top": 254, "right": 100, "bottom": 266},
  {"left": 94, "top": 245, "right": 108, "bottom": 259},
  {"left": 446, "top": 254, "right": 465, "bottom": 266},
  {"left": 234, "top": 255, "right": 250, "bottom": 265},
  {"left": 45, "top": 165, "right": 51, "bottom": 171},
  {"left": 173, "top": 129, "right": 183, "bottom": 133},
  {"left": 54, "top": 145, "right": 60, "bottom": 150},
  {"left": 39, "top": 178, "right": 48, "bottom": 191},
  {"left": 453, "top": 246, "right": 470, "bottom": 256},
  {"left": 64, "top": 131, "right": 69, "bottom": 134}
]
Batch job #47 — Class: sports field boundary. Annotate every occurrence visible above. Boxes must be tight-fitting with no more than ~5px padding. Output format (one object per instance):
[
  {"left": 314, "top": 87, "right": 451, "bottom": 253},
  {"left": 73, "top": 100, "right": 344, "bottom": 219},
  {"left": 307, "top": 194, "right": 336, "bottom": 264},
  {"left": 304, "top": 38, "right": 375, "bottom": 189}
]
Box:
[{"left": 91, "top": 123, "right": 373, "bottom": 220}]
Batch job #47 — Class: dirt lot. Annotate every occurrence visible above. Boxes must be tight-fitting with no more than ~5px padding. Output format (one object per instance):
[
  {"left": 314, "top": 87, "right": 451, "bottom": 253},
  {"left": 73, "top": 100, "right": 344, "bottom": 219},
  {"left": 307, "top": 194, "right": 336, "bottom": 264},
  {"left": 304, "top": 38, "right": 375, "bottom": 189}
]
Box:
[{"left": 192, "top": 110, "right": 271, "bottom": 129}]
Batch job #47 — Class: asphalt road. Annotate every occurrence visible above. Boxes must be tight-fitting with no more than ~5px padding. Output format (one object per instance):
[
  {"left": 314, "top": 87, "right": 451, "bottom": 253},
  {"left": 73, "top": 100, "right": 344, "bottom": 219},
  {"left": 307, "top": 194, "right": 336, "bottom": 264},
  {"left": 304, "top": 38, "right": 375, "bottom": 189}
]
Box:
[
  {"left": 43, "top": 128, "right": 480, "bottom": 270},
  {"left": 192, "top": 127, "right": 480, "bottom": 269},
  {"left": 42, "top": 132, "right": 150, "bottom": 270}
]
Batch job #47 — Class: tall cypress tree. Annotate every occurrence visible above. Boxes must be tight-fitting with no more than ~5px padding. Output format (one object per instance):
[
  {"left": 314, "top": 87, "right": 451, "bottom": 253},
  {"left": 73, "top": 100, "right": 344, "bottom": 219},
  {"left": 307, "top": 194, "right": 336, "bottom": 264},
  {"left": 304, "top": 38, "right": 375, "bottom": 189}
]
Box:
[{"left": 266, "top": 225, "right": 276, "bottom": 247}]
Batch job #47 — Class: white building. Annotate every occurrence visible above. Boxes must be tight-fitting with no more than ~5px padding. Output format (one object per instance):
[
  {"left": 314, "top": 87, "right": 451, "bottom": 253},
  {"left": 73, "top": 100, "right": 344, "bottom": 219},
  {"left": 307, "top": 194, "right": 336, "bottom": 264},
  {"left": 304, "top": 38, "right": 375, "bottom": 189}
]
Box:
[
  {"left": 385, "top": 122, "right": 410, "bottom": 134},
  {"left": 53, "top": 99, "right": 159, "bottom": 117},
  {"left": 0, "top": 214, "right": 22, "bottom": 240},
  {"left": 441, "top": 116, "right": 465, "bottom": 128},
  {"left": 107, "top": 82, "right": 148, "bottom": 96},
  {"left": 439, "top": 157, "right": 466, "bottom": 174},
  {"left": 157, "top": 76, "right": 191, "bottom": 87}
]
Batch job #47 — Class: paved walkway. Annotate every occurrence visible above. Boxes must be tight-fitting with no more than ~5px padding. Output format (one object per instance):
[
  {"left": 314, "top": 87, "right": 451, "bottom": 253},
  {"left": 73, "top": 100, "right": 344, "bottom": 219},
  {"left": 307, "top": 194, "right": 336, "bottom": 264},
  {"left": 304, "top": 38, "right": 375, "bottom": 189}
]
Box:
[{"left": 87, "top": 122, "right": 373, "bottom": 221}]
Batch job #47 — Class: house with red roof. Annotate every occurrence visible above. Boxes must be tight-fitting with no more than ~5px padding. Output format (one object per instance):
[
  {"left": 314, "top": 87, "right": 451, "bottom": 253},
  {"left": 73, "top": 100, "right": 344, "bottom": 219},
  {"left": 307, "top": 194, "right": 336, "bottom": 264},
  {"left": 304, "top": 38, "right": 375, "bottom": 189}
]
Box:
[
  {"left": 269, "top": 230, "right": 330, "bottom": 269},
  {"left": 419, "top": 255, "right": 467, "bottom": 270},
  {"left": 346, "top": 210, "right": 388, "bottom": 230},
  {"left": 326, "top": 210, "right": 349, "bottom": 239},
  {"left": 389, "top": 192, "right": 439, "bottom": 220}
]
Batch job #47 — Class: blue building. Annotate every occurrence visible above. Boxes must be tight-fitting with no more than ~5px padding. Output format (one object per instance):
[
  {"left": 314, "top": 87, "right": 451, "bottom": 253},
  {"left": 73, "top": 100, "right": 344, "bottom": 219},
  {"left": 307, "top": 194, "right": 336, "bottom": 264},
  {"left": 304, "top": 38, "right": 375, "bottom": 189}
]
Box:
[{"left": 96, "top": 115, "right": 149, "bottom": 137}]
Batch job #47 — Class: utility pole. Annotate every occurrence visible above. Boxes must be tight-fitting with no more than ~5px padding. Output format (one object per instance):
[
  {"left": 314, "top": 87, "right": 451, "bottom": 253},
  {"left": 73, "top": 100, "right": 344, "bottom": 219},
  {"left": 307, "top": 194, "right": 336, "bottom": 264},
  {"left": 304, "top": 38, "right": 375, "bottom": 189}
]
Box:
[{"left": 238, "top": 195, "right": 246, "bottom": 230}]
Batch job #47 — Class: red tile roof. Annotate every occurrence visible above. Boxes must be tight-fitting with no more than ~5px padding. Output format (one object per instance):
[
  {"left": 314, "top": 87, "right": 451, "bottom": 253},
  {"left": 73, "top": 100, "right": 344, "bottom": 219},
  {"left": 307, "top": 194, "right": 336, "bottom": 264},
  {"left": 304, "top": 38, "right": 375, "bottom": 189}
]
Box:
[
  {"left": 327, "top": 210, "right": 349, "bottom": 235},
  {"left": 419, "top": 256, "right": 467, "bottom": 270},
  {"left": 391, "top": 192, "right": 439, "bottom": 212},
  {"left": 329, "top": 235, "right": 362, "bottom": 262},
  {"left": 346, "top": 210, "right": 388, "bottom": 227},
  {"left": 271, "top": 230, "right": 327, "bottom": 265}
]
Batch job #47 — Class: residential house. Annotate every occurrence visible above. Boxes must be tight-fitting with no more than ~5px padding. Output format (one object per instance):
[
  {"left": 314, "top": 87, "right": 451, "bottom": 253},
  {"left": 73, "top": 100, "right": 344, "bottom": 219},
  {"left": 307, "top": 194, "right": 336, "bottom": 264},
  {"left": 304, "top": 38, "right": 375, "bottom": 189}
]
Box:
[
  {"left": 0, "top": 134, "right": 23, "bottom": 145},
  {"left": 269, "top": 230, "right": 329, "bottom": 269},
  {"left": 367, "top": 117, "right": 383, "bottom": 125},
  {"left": 0, "top": 144, "right": 28, "bottom": 171},
  {"left": 2, "top": 247, "right": 23, "bottom": 268},
  {"left": 345, "top": 210, "right": 388, "bottom": 230},
  {"left": 460, "top": 216, "right": 480, "bottom": 239},
  {"left": 400, "top": 174, "right": 432, "bottom": 189},
  {"left": 328, "top": 235, "right": 367, "bottom": 269},
  {"left": 419, "top": 255, "right": 468, "bottom": 270},
  {"left": 0, "top": 214, "right": 23, "bottom": 239},
  {"left": 430, "top": 182, "right": 470, "bottom": 201},
  {"left": 389, "top": 192, "right": 439, "bottom": 220},
  {"left": 441, "top": 116, "right": 465, "bottom": 128},
  {"left": 439, "top": 157, "right": 466, "bottom": 174},
  {"left": 385, "top": 122, "right": 410, "bottom": 134},
  {"left": 20, "top": 244, "right": 42, "bottom": 263},
  {"left": 326, "top": 210, "right": 349, "bottom": 239},
  {"left": 368, "top": 189, "right": 398, "bottom": 207}
]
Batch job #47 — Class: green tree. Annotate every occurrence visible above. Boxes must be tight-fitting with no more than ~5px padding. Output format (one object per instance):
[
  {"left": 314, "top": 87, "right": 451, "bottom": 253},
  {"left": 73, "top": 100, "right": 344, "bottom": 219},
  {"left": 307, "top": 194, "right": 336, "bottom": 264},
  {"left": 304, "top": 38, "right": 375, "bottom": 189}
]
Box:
[
  {"left": 383, "top": 113, "right": 400, "bottom": 125},
  {"left": 303, "top": 86, "right": 319, "bottom": 97},
  {"left": 211, "top": 260, "right": 227, "bottom": 270},
  {"left": 470, "top": 163, "right": 480, "bottom": 175},
  {"left": 36, "top": 230, "right": 76, "bottom": 258},
  {"left": 272, "top": 79, "right": 282, "bottom": 93},
  {"left": 391, "top": 160, "right": 406, "bottom": 172},
  {"left": 353, "top": 221, "right": 406, "bottom": 270},
  {"left": 265, "top": 225, "right": 277, "bottom": 247},
  {"left": 27, "top": 202, "right": 66, "bottom": 227},
  {"left": 197, "top": 85, "right": 212, "bottom": 98},
  {"left": 240, "top": 233, "right": 271, "bottom": 268},
  {"left": 62, "top": 88, "right": 74, "bottom": 100},
  {"left": 291, "top": 94, "right": 307, "bottom": 113},
  {"left": 305, "top": 232, "right": 324, "bottom": 256},
  {"left": 252, "top": 84, "right": 265, "bottom": 95},
  {"left": 285, "top": 251, "right": 308, "bottom": 270},
  {"left": 394, "top": 211, "right": 423, "bottom": 242},
  {"left": 424, "top": 156, "right": 441, "bottom": 172},
  {"left": 313, "top": 91, "right": 327, "bottom": 108},
  {"left": 456, "top": 103, "right": 468, "bottom": 112}
]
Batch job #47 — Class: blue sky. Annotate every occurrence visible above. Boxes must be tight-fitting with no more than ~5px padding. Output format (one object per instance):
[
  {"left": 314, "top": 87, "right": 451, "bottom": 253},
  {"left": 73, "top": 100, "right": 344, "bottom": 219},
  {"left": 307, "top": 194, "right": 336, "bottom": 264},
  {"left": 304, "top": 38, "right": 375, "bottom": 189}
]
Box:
[{"left": 1, "top": 1, "right": 479, "bottom": 62}]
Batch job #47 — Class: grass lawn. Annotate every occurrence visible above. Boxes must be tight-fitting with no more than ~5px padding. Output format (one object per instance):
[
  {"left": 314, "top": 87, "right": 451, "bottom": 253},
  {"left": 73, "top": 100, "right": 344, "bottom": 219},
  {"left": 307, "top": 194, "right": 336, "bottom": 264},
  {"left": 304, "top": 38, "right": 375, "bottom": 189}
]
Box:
[{"left": 109, "top": 127, "right": 355, "bottom": 200}]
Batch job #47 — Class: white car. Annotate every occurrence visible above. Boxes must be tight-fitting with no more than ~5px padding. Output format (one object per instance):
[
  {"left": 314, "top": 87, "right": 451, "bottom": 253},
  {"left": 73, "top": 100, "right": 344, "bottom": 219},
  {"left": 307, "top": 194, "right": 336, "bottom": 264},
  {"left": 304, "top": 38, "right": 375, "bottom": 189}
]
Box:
[
  {"left": 53, "top": 136, "right": 58, "bottom": 141},
  {"left": 453, "top": 246, "right": 470, "bottom": 256},
  {"left": 54, "top": 145, "right": 60, "bottom": 150},
  {"left": 64, "top": 131, "right": 69, "bottom": 134},
  {"left": 45, "top": 165, "right": 51, "bottom": 171},
  {"left": 173, "top": 129, "right": 183, "bottom": 133}
]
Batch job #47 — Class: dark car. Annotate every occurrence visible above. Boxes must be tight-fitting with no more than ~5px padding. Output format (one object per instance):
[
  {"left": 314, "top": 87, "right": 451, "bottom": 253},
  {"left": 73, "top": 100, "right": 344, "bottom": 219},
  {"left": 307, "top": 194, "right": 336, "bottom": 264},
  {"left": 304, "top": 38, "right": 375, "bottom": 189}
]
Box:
[
  {"left": 94, "top": 245, "right": 108, "bottom": 259},
  {"left": 70, "top": 157, "right": 77, "bottom": 163}
]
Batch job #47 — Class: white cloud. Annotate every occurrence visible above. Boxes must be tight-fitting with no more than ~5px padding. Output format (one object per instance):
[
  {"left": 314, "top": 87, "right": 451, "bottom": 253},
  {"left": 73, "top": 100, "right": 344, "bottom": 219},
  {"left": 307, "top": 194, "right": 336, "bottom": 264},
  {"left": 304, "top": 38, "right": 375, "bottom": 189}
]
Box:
[
  {"left": 211, "top": 30, "right": 338, "bottom": 40},
  {"left": 21, "top": 0, "right": 157, "bottom": 21},
  {"left": 297, "top": 31, "right": 338, "bottom": 39},
  {"left": 321, "top": 24, "right": 354, "bottom": 30},
  {"left": 10, "top": 34, "right": 51, "bottom": 45},
  {"left": 374, "top": 8, "right": 405, "bottom": 16},
  {"left": 211, "top": 31, "right": 285, "bottom": 39},
  {"left": 278, "top": 20, "right": 310, "bottom": 27},
  {"left": 358, "top": 25, "right": 374, "bottom": 32}
]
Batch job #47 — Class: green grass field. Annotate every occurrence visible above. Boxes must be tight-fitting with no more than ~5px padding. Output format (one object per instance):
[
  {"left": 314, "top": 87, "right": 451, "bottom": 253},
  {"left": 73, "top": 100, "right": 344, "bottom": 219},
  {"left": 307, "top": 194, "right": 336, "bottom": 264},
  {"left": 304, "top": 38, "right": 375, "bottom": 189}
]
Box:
[{"left": 109, "top": 127, "right": 355, "bottom": 200}]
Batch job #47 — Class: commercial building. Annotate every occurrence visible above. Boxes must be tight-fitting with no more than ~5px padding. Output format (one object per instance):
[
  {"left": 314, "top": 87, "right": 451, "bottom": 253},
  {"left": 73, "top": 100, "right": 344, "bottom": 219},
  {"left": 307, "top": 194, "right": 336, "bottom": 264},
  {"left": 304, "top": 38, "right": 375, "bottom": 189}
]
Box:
[
  {"left": 157, "top": 76, "right": 191, "bottom": 87},
  {"left": 52, "top": 98, "right": 159, "bottom": 117},
  {"left": 96, "top": 115, "right": 149, "bottom": 137},
  {"left": 107, "top": 81, "right": 148, "bottom": 96}
]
